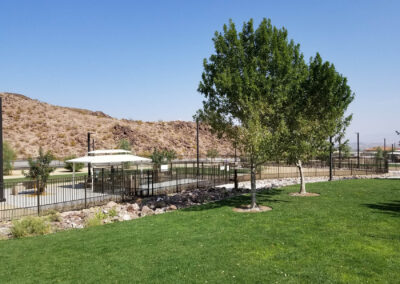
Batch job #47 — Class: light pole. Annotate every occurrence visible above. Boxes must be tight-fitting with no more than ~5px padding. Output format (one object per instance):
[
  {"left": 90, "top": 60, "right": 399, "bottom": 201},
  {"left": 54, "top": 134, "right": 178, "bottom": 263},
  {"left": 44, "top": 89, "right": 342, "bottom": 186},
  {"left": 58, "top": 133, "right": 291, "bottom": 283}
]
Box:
[{"left": 87, "top": 132, "right": 92, "bottom": 178}]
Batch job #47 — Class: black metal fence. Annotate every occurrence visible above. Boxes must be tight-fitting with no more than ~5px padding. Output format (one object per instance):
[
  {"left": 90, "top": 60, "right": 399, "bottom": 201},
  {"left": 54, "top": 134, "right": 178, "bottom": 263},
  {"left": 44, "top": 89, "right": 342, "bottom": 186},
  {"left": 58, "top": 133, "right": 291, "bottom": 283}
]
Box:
[{"left": 0, "top": 158, "right": 388, "bottom": 220}]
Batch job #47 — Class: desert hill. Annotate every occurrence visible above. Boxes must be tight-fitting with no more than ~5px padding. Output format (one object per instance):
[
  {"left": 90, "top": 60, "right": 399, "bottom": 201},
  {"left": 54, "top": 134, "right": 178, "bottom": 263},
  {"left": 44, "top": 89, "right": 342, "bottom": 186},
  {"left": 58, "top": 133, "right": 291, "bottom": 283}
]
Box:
[{"left": 0, "top": 92, "right": 234, "bottom": 159}]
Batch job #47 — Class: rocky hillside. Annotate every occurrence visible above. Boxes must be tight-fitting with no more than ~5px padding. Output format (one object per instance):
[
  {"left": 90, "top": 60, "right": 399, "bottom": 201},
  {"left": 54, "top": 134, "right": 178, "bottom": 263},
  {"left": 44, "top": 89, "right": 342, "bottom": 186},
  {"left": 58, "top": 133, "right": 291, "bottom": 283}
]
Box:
[{"left": 0, "top": 92, "right": 234, "bottom": 159}]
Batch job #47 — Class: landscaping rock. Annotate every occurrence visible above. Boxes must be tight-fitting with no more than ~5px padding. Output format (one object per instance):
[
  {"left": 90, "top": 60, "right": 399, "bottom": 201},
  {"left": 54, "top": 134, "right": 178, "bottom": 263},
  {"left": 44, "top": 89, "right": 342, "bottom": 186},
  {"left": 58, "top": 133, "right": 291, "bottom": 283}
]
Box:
[
  {"left": 105, "top": 201, "right": 118, "bottom": 208},
  {"left": 141, "top": 206, "right": 154, "bottom": 216},
  {"left": 168, "top": 205, "right": 177, "bottom": 211},
  {"left": 122, "top": 214, "right": 131, "bottom": 221},
  {"left": 154, "top": 208, "right": 165, "bottom": 215}
]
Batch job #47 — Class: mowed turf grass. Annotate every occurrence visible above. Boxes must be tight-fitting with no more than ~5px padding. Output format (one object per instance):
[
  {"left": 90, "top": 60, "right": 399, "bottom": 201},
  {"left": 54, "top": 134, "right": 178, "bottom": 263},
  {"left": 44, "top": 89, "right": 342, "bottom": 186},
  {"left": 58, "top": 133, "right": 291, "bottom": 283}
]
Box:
[{"left": 0, "top": 179, "right": 399, "bottom": 283}]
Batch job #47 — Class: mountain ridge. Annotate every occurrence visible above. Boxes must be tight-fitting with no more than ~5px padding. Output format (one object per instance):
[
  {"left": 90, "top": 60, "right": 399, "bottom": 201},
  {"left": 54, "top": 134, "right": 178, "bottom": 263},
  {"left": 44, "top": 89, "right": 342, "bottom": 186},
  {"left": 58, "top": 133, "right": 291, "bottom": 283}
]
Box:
[{"left": 0, "top": 92, "right": 234, "bottom": 159}]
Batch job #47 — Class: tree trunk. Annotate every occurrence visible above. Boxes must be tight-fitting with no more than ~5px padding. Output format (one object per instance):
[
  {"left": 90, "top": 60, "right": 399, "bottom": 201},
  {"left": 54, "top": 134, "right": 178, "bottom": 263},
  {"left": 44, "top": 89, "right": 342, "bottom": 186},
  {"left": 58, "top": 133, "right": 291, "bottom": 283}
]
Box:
[
  {"left": 250, "top": 162, "right": 257, "bottom": 209},
  {"left": 296, "top": 160, "right": 306, "bottom": 194}
]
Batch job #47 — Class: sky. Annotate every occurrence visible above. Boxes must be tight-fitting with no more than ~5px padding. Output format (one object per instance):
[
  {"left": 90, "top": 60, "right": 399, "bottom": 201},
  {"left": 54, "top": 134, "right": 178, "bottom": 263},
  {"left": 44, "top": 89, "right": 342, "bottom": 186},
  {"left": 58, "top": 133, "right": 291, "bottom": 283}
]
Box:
[{"left": 0, "top": 0, "right": 399, "bottom": 144}]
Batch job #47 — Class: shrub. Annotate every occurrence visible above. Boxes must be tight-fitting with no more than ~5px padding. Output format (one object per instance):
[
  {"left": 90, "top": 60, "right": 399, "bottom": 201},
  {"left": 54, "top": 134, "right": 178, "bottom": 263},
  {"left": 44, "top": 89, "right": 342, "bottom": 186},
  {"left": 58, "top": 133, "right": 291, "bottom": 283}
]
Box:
[
  {"left": 3, "top": 141, "right": 16, "bottom": 175},
  {"left": 108, "top": 207, "right": 118, "bottom": 217},
  {"left": 85, "top": 210, "right": 107, "bottom": 227},
  {"left": 44, "top": 210, "right": 61, "bottom": 222},
  {"left": 64, "top": 155, "right": 84, "bottom": 172},
  {"left": 117, "top": 139, "right": 131, "bottom": 151},
  {"left": 150, "top": 148, "right": 177, "bottom": 166},
  {"left": 11, "top": 216, "right": 52, "bottom": 238},
  {"left": 206, "top": 148, "right": 219, "bottom": 161}
]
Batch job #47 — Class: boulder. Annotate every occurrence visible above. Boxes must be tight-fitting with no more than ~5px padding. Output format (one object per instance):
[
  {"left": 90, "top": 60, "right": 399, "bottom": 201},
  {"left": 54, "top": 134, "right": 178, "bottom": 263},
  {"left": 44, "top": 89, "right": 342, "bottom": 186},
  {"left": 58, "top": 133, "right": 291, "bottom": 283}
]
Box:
[
  {"left": 141, "top": 206, "right": 154, "bottom": 216},
  {"left": 154, "top": 208, "right": 165, "bottom": 215},
  {"left": 155, "top": 200, "right": 167, "bottom": 208},
  {"left": 105, "top": 201, "right": 118, "bottom": 208},
  {"left": 168, "top": 205, "right": 177, "bottom": 211},
  {"left": 126, "top": 203, "right": 140, "bottom": 212},
  {"left": 122, "top": 214, "right": 131, "bottom": 221}
]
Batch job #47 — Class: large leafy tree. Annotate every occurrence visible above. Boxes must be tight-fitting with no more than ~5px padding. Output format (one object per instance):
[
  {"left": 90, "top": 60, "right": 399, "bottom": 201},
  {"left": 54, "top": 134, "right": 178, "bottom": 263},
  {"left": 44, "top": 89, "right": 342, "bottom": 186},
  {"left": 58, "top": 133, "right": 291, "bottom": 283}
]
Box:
[
  {"left": 282, "top": 53, "right": 354, "bottom": 194},
  {"left": 197, "top": 19, "right": 306, "bottom": 208}
]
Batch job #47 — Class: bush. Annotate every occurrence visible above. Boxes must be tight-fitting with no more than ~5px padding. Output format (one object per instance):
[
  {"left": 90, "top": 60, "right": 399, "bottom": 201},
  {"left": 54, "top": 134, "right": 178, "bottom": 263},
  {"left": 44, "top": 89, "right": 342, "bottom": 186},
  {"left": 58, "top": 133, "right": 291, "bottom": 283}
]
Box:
[
  {"left": 3, "top": 141, "right": 16, "bottom": 175},
  {"left": 11, "top": 216, "right": 52, "bottom": 238},
  {"left": 85, "top": 210, "right": 107, "bottom": 228},
  {"left": 108, "top": 207, "right": 118, "bottom": 217},
  {"left": 207, "top": 148, "right": 219, "bottom": 160},
  {"left": 64, "top": 155, "right": 84, "bottom": 172},
  {"left": 44, "top": 210, "right": 61, "bottom": 222}
]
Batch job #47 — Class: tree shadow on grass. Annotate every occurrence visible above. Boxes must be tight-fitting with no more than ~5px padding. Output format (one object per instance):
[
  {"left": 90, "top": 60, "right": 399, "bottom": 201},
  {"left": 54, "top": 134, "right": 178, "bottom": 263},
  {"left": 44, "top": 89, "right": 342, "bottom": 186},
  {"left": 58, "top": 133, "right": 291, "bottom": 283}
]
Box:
[
  {"left": 183, "top": 188, "right": 287, "bottom": 212},
  {"left": 363, "top": 200, "right": 400, "bottom": 217}
]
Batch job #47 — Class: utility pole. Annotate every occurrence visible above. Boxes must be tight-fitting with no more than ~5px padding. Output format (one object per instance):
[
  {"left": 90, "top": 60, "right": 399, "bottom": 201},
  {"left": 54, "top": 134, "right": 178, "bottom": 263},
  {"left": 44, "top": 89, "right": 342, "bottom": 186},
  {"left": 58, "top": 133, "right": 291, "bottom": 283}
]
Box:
[
  {"left": 356, "top": 132, "right": 360, "bottom": 168},
  {"left": 329, "top": 136, "right": 333, "bottom": 181},
  {"left": 87, "top": 132, "right": 91, "bottom": 178},
  {"left": 0, "top": 97, "right": 4, "bottom": 202}
]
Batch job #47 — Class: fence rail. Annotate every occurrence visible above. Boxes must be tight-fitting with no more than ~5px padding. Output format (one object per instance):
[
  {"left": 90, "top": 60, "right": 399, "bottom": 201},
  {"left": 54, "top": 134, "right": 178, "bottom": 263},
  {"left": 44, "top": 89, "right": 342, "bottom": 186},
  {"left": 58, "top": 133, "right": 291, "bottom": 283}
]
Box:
[{"left": 0, "top": 158, "right": 387, "bottom": 220}]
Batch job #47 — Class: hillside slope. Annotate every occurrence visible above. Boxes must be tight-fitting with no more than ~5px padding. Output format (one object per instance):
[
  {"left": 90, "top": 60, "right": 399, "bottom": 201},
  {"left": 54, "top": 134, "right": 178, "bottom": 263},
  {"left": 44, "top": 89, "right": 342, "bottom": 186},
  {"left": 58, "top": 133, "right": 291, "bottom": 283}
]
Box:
[{"left": 0, "top": 93, "right": 234, "bottom": 159}]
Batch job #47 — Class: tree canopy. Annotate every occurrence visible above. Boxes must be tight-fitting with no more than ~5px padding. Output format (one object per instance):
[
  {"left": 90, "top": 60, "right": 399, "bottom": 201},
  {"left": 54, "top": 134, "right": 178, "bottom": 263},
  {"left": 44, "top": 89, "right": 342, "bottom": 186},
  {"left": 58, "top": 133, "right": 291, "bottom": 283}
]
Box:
[{"left": 198, "top": 18, "right": 354, "bottom": 205}]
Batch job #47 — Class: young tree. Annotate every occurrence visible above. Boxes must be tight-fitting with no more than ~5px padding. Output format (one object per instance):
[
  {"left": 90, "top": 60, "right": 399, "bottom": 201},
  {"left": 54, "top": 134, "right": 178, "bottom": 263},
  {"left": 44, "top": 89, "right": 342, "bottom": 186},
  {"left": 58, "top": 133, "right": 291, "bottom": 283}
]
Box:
[
  {"left": 64, "top": 155, "right": 84, "bottom": 172},
  {"left": 24, "top": 148, "right": 55, "bottom": 194},
  {"left": 198, "top": 19, "right": 306, "bottom": 208},
  {"left": 3, "top": 141, "right": 16, "bottom": 175},
  {"left": 206, "top": 148, "right": 219, "bottom": 161},
  {"left": 117, "top": 139, "right": 132, "bottom": 151},
  {"left": 150, "top": 148, "right": 177, "bottom": 182},
  {"left": 282, "top": 53, "right": 354, "bottom": 194},
  {"left": 375, "top": 147, "right": 384, "bottom": 161}
]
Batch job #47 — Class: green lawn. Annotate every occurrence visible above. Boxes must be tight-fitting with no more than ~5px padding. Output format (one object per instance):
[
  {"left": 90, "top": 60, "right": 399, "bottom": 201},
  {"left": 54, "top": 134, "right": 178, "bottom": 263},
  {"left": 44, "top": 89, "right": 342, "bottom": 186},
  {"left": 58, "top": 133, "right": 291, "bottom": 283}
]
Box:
[
  {"left": 0, "top": 179, "right": 399, "bottom": 283},
  {"left": 4, "top": 172, "right": 87, "bottom": 183}
]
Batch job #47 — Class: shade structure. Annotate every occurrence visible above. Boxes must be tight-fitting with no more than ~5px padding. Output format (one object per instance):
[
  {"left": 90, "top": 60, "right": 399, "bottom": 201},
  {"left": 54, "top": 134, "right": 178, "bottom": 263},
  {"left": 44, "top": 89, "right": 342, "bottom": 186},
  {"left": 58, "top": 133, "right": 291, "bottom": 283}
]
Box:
[
  {"left": 67, "top": 154, "right": 151, "bottom": 166},
  {"left": 87, "top": 149, "right": 131, "bottom": 155}
]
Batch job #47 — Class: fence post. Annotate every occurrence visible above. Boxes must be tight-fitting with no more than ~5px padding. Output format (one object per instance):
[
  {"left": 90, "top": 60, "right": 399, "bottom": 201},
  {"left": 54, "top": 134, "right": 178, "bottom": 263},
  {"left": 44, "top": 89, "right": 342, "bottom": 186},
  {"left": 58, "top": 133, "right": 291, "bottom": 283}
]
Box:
[
  {"left": 36, "top": 179, "right": 40, "bottom": 216},
  {"left": 84, "top": 179, "right": 87, "bottom": 208},
  {"left": 351, "top": 160, "right": 353, "bottom": 176},
  {"left": 176, "top": 167, "right": 179, "bottom": 192},
  {"left": 152, "top": 170, "right": 154, "bottom": 196},
  {"left": 234, "top": 169, "right": 238, "bottom": 189},
  {"left": 147, "top": 170, "right": 150, "bottom": 196},
  {"left": 101, "top": 168, "right": 104, "bottom": 194}
]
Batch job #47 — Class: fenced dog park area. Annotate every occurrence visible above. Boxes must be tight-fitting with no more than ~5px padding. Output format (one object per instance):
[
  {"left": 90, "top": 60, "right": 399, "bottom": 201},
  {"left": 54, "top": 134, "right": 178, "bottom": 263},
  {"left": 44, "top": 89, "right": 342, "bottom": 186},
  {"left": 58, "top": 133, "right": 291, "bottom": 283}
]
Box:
[{"left": 0, "top": 157, "right": 388, "bottom": 220}]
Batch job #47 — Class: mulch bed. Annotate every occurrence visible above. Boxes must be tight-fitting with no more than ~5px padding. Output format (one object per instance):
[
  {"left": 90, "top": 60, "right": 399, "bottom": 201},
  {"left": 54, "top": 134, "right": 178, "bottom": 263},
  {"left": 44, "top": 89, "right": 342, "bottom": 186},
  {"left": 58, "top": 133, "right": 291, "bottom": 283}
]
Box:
[{"left": 233, "top": 205, "right": 272, "bottom": 213}]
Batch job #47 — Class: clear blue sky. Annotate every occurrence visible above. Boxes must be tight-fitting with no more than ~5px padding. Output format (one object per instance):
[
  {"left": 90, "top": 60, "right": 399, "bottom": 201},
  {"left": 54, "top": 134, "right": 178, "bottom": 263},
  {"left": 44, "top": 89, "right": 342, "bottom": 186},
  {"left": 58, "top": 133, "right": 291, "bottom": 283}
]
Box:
[{"left": 0, "top": 0, "right": 399, "bottom": 144}]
